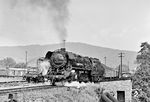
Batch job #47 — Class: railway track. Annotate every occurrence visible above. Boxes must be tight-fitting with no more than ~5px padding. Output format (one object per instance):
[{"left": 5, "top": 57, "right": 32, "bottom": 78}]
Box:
[
  {"left": 0, "top": 83, "right": 65, "bottom": 94},
  {"left": 0, "top": 80, "right": 26, "bottom": 84},
  {"left": 0, "top": 80, "right": 27, "bottom": 88}
]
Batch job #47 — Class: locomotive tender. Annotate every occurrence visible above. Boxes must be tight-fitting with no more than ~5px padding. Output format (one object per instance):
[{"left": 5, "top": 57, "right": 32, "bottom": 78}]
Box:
[{"left": 25, "top": 48, "right": 105, "bottom": 85}]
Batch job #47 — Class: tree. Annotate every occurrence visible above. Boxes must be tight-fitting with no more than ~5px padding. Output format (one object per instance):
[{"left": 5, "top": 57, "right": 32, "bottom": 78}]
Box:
[
  {"left": 0, "top": 57, "right": 16, "bottom": 68},
  {"left": 14, "top": 62, "right": 26, "bottom": 68},
  {"left": 132, "top": 42, "right": 150, "bottom": 102}
]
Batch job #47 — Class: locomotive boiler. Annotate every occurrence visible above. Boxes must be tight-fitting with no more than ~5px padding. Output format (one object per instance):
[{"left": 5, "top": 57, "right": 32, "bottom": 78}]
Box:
[{"left": 36, "top": 48, "right": 105, "bottom": 85}]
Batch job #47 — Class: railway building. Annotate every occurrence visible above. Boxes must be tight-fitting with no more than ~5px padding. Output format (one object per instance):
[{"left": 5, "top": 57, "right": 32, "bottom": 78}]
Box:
[
  {"left": 100, "top": 78, "right": 132, "bottom": 102},
  {"left": 0, "top": 67, "right": 27, "bottom": 77},
  {"left": 7, "top": 67, "right": 27, "bottom": 76}
]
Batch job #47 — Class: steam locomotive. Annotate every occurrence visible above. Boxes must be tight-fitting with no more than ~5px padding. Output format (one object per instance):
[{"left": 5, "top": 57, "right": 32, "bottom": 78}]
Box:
[{"left": 24, "top": 48, "right": 105, "bottom": 85}]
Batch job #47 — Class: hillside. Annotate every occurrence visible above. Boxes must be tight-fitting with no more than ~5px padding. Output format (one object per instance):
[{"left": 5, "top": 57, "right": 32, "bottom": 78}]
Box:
[{"left": 0, "top": 42, "right": 137, "bottom": 70}]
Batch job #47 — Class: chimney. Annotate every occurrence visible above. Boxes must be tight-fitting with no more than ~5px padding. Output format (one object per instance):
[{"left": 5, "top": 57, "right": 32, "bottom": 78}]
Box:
[
  {"left": 63, "top": 40, "right": 66, "bottom": 49},
  {"left": 61, "top": 40, "right": 66, "bottom": 51}
]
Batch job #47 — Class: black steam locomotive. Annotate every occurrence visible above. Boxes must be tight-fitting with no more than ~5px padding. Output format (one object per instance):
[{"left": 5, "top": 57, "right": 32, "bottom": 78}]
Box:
[{"left": 24, "top": 48, "right": 105, "bottom": 85}]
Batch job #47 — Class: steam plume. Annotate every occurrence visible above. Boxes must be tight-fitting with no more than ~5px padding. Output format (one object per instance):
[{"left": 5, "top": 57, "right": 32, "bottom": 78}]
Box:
[{"left": 9, "top": 0, "right": 70, "bottom": 41}]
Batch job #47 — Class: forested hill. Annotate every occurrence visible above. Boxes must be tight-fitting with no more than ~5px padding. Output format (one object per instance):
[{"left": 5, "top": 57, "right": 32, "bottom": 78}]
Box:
[{"left": 0, "top": 42, "right": 137, "bottom": 70}]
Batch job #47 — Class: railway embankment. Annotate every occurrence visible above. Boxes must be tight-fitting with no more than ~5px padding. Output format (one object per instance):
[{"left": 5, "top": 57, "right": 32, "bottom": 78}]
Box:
[
  {"left": 0, "top": 79, "right": 132, "bottom": 102},
  {"left": 0, "top": 84, "right": 100, "bottom": 102}
]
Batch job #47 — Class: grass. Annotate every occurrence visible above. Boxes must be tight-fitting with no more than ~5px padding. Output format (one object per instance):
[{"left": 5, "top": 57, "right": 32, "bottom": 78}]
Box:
[{"left": 0, "top": 85, "right": 102, "bottom": 102}]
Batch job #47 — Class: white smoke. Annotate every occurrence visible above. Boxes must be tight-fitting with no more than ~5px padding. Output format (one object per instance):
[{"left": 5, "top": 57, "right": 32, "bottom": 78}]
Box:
[
  {"left": 38, "top": 60, "right": 50, "bottom": 76},
  {"left": 64, "top": 81, "right": 95, "bottom": 88}
]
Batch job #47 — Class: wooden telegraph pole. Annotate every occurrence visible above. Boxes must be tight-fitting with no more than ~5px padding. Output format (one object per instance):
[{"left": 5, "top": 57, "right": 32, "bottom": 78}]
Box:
[
  {"left": 118, "top": 52, "right": 125, "bottom": 78},
  {"left": 104, "top": 56, "right": 107, "bottom": 66},
  {"left": 25, "top": 51, "right": 28, "bottom": 68}
]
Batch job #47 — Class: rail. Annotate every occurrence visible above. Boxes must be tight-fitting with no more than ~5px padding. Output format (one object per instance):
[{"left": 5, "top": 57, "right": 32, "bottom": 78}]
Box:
[{"left": 0, "top": 84, "right": 65, "bottom": 94}]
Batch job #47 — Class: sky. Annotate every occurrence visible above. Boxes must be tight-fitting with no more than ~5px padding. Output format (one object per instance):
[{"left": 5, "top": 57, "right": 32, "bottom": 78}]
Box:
[{"left": 0, "top": 0, "right": 150, "bottom": 51}]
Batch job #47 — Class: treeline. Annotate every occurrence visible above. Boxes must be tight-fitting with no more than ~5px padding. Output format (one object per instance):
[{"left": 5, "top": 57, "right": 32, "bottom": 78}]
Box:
[{"left": 0, "top": 57, "right": 26, "bottom": 68}]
